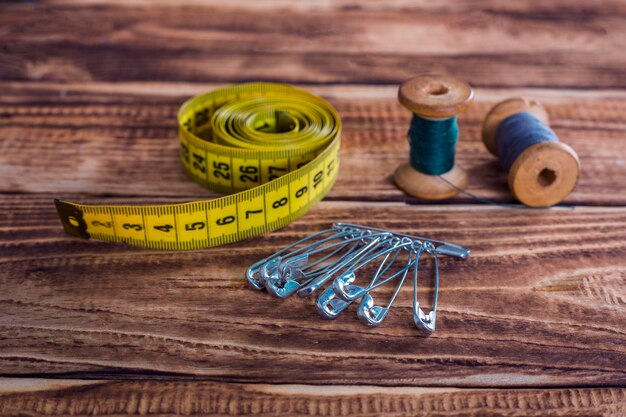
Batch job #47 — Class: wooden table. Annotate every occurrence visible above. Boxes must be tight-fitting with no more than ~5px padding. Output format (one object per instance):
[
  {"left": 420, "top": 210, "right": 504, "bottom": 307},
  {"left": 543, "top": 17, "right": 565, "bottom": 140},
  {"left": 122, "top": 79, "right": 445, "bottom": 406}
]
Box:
[{"left": 1, "top": 1, "right": 625, "bottom": 416}]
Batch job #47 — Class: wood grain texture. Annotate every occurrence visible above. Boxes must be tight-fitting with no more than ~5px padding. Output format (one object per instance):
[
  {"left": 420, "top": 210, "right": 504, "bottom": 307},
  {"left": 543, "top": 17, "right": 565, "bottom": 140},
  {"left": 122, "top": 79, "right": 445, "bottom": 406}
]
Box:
[
  {"left": 1, "top": 197, "right": 625, "bottom": 386},
  {"left": 0, "top": 379, "right": 624, "bottom": 417},
  {"left": 1, "top": 0, "right": 625, "bottom": 414},
  {"left": 0, "top": 82, "right": 625, "bottom": 205},
  {"left": 0, "top": 1, "right": 625, "bottom": 87}
]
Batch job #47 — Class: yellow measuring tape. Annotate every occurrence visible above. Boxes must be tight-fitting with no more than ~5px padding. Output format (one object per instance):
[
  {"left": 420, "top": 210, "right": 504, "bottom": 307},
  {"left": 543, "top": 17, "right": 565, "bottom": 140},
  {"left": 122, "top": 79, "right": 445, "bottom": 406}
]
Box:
[{"left": 55, "top": 83, "right": 341, "bottom": 249}]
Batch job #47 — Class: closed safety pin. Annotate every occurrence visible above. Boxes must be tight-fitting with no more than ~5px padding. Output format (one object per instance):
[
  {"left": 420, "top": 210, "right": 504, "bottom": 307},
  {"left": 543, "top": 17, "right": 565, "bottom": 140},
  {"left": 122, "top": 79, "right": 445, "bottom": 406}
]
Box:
[
  {"left": 316, "top": 236, "right": 408, "bottom": 319},
  {"left": 246, "top": 223, "right": 469, "bottom": 333},
  {"left": 413, "top": 241, "right": 439, "bottom": 334},
  {"left": 266, "top": 229, "right": 392, "bottom": 298},
  {"left": 262, "top": 228, "right": 359, "bottom": 297},
  {"left": 246, "top": 228, "right": 340, "bottom": 290},
  {"left": 356, "top": 242, "right": 422, "bottom": 327}
]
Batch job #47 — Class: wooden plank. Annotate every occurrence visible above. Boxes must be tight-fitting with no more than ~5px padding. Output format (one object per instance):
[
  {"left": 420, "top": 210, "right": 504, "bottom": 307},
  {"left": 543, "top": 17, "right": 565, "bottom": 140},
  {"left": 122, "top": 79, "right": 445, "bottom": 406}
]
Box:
[
  {"left": 0, "top": 2, "right": 624, "bottom": 87},
  {"left": 0, "top": 378, "right": 624, "bottom": 417},
  {"left": 1, "top": 197, "right": 625, "bottom": 385},
  {"left": 0, "top": 83, "right": 624, "bottom": 205},
  {"left": 33, "top": 0, "right": 626, "bottom": 11}
]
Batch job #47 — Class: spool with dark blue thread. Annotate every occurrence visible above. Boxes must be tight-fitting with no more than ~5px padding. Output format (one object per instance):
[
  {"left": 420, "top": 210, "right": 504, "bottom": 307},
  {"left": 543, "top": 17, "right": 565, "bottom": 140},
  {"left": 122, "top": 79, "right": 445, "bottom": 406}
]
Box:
[
  {"left": 482, "top": 97, "right": 580, "bottom": 207},
  {"left": 496, "top": 112, "right": 558, "bottom": 172},
  {"left": 394, "top": 75, "right": 474, "bottom": 200}
]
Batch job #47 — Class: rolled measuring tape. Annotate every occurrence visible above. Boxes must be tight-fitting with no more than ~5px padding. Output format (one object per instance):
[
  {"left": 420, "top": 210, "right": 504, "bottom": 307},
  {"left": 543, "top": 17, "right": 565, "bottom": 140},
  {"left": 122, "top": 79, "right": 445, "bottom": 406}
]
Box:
[{"left": 55, "top": 83, "right": 341, "bottom": 249}]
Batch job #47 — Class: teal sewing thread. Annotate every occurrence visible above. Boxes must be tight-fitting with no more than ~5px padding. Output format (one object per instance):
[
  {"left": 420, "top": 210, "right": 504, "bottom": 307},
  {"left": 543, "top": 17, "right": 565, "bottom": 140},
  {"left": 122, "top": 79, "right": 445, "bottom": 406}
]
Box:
[
  {"left": 408, "top": 115, "right": 459, "bottom": 175},
  {"left": 496, "top": 112, "right": 559, "bottom": 172}
]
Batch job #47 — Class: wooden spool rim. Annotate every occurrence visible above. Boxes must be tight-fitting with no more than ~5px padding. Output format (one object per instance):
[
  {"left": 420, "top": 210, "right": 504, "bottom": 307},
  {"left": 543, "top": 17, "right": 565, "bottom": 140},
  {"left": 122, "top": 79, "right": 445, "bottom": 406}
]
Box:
[
  {"left": 508, "top": 141, "right": 581, "bottom": 207},
  {"left": 398, "top": 74, "right": 474, "bottom": 118},
  {"left": 482, "top": 97, "right": 549, "bottom": 156},
  {"left": 393, "top": 162, "right": 468, "bottom": 200}
]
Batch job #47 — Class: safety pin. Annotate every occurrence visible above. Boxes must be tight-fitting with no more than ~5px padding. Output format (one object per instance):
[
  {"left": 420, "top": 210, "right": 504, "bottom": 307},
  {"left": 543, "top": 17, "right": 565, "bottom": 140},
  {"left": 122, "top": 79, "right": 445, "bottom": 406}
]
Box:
[
  {"left": 246, "top": 228, "right": 340, "bottom": 290},
  {"left": 315, "top": 237, "right": 409, "bottom": 319},
  {"left": 322, "top": 236, "right": 408, "bottom": 306},
  {"left": 288, "top": 228, "right": 378, "bottom": 279},
  {"left": 334, "top": 223, "right": 470, "bottom": 259},
  {"left": 248, "top": 225, "right": 367, "bottom": 289},
  {"left": 264, "top": 230, "right": 392, "bottom": 298},
  {"left": 413, "top": 241, "right": 439, "bottom": 334},
  {"left": 357, "top": 243, "right": 423, "bottom": 327},
  {"left": 246, "top": 223, "right": 468, "bottom": 333},
  {"left": 262, "top": 228, "right": 359, "bottom": 297},
  {"left": 334, "top": 240, "right": 413, "bottom": 302},
  {"left": 297, "top": 231, "right": 393, "bottom": 297}
]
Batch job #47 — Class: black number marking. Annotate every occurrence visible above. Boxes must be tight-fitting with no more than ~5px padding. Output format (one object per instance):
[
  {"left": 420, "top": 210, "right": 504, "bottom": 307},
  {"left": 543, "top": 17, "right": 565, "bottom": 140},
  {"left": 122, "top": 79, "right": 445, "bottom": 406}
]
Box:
[
  {"left": 313, "top": 170, "right": 323, "bottom": 188},
  {"left": 272, "top": 197, "right": 288, "bottom": 209},
  {"left": 239, "top": 166, "right": 258, "bottom": 174},
  {"left": 154, "top": 224, "right": 173, "bottom": 233},
  {"left": 295, "top": 186, "right": 308, "bottom": 198},
  {"left": 214, "top": 170, "right": 230, "bottom": 180},
  {"left": 216, "top": 216, "right": 235, "bottom": 226},
  {"left": 240, "top": 174, "right": 258, "bottom": 183},
  {"left": 268, "top": 166, "right": 287, "bottom": 180},
  {"left": 192, "top": 153, "right": 206, "bottom": 173},
  {"left": 239, "top": 165, "right": 259, "bottom": 183},
  {"left": 213, "top": 161, "right": 230, "bottom": 171},
  {"left": 183, "top": 118, "right": 192, "bottom": 132},
  {"left": 123, "top": 223, "right": 143, "bottom": 232},
  {"left": 185, "top": 222, "right": 205, "bottom": 231},
  {"left": 327, "top": 159, "right": 335, "bottom": 175},
  {"left": 194, "top": 108, "right": 209, "bottom": 127},
  {"left": 91, "top": 220, "right": 111, "bottom": 228},
  {"left": 213, "top": 161, "right": 231, "bottom": 180},
  {"left": 245, "top": 209, "right": 263, "bottom": 219}
]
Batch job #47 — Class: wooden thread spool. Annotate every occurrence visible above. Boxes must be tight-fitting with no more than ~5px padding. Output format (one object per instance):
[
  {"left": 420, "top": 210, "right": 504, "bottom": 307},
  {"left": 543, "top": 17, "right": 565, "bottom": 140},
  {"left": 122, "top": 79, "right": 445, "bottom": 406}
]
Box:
[
  {"left": 482, "top": 98, "right": 581, "bottom": 207},
  {"left": 394, "top": 74, "right": 474, "bottom": 200}
]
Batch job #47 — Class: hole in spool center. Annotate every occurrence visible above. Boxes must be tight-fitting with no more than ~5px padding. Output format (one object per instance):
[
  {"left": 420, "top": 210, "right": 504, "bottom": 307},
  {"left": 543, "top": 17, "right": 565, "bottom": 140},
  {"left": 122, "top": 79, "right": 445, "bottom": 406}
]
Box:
[
  {"left": 423, "top": 83, "right": 449, "bottom": 96},
  {"left": 537, "top": 168, "right": 557, "bottom": 187}
]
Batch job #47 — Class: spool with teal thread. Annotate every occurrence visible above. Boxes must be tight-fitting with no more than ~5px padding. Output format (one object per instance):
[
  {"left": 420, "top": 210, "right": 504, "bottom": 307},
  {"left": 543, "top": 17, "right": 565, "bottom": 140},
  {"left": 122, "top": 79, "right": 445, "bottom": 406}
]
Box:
[
  {"left": 408, "top": 115, "right": 459, "bottom": 175},
  {"left": 482, "top": 98, "right": 580, "bottom": 207},
  {"left": 394, "top": 74, "right": 474, "bottom": 200}
]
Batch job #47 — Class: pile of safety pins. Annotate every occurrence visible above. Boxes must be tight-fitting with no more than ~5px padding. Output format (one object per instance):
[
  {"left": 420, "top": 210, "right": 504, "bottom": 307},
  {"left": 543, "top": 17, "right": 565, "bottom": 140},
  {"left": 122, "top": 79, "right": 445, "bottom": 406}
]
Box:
[{"left": 247, "top": 223, "right": 470, "bottom": 334}]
